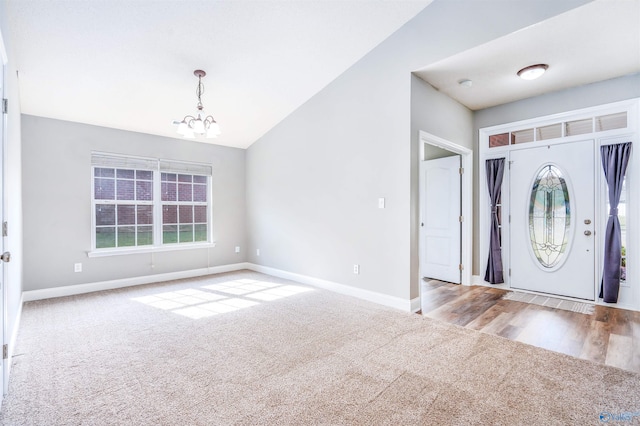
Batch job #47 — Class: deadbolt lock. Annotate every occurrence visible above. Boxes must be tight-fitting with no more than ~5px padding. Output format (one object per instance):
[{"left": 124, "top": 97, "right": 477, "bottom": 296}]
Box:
[{"left": 584, "top": 219, "right": 591, "bottom": 225}]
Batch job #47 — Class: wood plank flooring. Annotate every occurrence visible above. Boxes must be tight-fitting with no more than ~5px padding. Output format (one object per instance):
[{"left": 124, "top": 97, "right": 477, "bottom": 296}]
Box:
[{"left": 420, "top": 279, "right": 640, "bottom": 374}]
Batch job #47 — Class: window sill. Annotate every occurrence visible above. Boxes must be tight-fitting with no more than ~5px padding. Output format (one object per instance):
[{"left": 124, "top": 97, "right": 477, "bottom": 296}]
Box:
[{"left": 87, "top": 242, "right": 217, "bottom": 258}]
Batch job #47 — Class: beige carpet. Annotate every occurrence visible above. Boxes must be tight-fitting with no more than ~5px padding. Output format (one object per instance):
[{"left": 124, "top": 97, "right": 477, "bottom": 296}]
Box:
[{"left": 2, "top": 270, "right": 639, "bottom": 425}]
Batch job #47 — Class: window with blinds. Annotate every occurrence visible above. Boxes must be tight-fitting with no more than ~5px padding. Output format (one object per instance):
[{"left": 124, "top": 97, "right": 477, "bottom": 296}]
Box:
[
  {"left": 161, "top": 173, "right": 209, "bottom": 244},
  {"left": 91, "top": 153, "right": 212, "bottom": 251},
  {"left": 488, "top": 111, "right": 628, "bottom": 148}
]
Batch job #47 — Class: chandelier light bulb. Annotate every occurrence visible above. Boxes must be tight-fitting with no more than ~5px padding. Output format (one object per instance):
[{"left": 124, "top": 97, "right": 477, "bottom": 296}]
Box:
[
  {"left": 177, "top": 121, "right": 189, "bottom": 136},
  {"left": 210, "top": 122, "right": 221, "bottom": 133},
  {"left": 193, "top": 119, "right": 205, "bottom": 134},
  {"left": 206, "top": 122, "right": 221, "bottom": 138}
]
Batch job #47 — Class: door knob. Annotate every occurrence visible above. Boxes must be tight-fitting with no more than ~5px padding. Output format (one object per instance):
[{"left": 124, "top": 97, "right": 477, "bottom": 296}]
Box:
[
  {"left": 584, "top": 230, "right": 592, "bottom": 236},
  {"left": 0, "top": 251, "right": 10, "bottom": 262}
]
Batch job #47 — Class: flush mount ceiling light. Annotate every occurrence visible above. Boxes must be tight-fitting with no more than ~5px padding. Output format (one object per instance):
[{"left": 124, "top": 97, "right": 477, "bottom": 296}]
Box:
[
  {"left": 517, "top": 64, "right": 549, "bottom": 81},
  {"left": 173, "top": 70, "right": 221, "bottom": 139}
]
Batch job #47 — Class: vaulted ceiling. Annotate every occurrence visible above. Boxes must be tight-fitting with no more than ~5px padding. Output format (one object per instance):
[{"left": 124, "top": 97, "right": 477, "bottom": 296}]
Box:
[
  {"left": 6, "top": 0, "right": 640, "bottom": 149},
  {"left": 6, "top": 0, "right": 432, "bottom": 148}
]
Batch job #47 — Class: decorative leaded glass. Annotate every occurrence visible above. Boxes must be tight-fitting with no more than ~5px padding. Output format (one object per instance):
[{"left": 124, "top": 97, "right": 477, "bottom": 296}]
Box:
[{"left": 529, "top": 165, "right": 571, "bottom": 268}]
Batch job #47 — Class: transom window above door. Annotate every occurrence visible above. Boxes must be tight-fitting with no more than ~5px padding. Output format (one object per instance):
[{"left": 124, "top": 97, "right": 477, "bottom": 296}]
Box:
[{"left": 488, "top": 111, "right": 627, "bottom": 148}]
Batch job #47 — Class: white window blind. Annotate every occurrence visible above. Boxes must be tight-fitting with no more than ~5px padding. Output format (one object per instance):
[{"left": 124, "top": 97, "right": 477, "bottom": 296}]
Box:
[
  {"left": 596, "top": 112, "right": 627, "bottom": 132},
  {"left": 565, "top": 118, "right": 594, "bottom": 136},
  {"left": 91, "top": 153, "right": 158, "bottom": 171},
  {"left": 159, "top": 160, "right": 212, "bottom": 176}
]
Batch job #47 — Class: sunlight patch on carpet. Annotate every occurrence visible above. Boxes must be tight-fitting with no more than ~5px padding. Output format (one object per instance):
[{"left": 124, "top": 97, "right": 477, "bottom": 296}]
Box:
[{"left": 132, "top": 279, "right": 314, "bottom": 319}]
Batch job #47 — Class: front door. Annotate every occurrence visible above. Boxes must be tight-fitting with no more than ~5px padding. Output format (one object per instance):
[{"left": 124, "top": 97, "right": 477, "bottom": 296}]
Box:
[
  {"left": 510, "top": 140, "right": 595, "bottom": 300},
  {"left": 420, "top": 155, "right": 461, "bottom": 284}
]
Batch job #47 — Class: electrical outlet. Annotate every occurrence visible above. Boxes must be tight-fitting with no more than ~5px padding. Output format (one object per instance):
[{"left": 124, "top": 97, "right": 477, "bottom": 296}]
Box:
[
  {"left": 353, "top": 264, "right": 359, "bottom": 274},
  {"left": 235, "top": 246, "right": 240, "bottom": 253},
  {"left": 256, "top": 249, "right": 260, "bottom": 256},
  {"left": 378, "top": 197, "right": 385, "bottom": 209},
  {"left": 74, "top": 263, "right": 82, "bottom": 273}
]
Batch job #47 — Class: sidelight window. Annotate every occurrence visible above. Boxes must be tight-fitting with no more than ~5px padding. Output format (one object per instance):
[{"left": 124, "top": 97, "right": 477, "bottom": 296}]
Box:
[{"left": 614, "top": 178, "right": 628, "bottom": 284}]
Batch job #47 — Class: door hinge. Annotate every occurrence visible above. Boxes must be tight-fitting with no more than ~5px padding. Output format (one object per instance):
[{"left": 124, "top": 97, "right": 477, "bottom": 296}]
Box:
[
  {"left": 509, "top": 268, "right": 511, "bottom": 277},
  {"left": 459, "top": 264, "right": 464, "bottom": 271},
  {"left": 459, "top": 216, "right": 464, "bottom": 223},
  {"left": 2, "top": 99, "right": 7, "bottom": 114},
  {"left": 3, "top": 344, "right": 7, "bottom": 360},
  {"left": 2, "top": 221, "right": 7, "bottom": 237},
  {"left": 459, "top": 167, "right": 464, "bottom": 175},
  {"left": 509, "top": 215, "right": 511, "bottom": 224}
]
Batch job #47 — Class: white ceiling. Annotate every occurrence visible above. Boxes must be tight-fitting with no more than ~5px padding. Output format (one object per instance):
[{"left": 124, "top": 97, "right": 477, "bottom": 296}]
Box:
[
  {"left": 414, "top": 0, "right": 640, "bottom": 110},
  {"left": 6, "top": 0, "right": 433, "bottom": 148},
  {"left": 7, "top": 1, "right": 640, "bottom": 149}
]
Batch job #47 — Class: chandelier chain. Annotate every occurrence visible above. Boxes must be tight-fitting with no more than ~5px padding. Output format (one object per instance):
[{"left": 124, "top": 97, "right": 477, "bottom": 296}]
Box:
[{"left": 196, "top": 76, "right": 205, "bottom": 108}]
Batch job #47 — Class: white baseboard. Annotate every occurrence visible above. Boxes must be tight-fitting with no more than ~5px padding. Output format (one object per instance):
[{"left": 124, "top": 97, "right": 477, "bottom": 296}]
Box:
[
  {"left": 21, "top": 262, "right": 415, "bottom": 312},
  {"left": 410, "top": 296, "right": 421, "bottom": 313},
  {"left": 246, "top": 263, "right": 415, "bottom": 312},
  {"left": 22, "top": 263, "right": 250, "bottom": 302}
]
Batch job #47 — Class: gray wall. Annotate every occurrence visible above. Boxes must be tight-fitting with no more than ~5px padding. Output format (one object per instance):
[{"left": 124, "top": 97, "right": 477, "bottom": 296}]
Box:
[
  {"left": 472, "top": 73, "right": 640, "bottom": 274},
  {"left": 475, "top": 73, "right": 640, "bottom": 131},
  {"left": 21, "top": 116, "right": 246, "bottom": 291},
  {"left": 1, "top": 0, "right": 25, "bottom": 368},
  {"left": 246, "top": 0, "right": 590, "bottom": 301}
]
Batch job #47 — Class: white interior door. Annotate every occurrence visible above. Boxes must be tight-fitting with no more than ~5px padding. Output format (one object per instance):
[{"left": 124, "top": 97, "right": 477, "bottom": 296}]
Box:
[
  {"left": 420, "top": 155, "right": 461, "bottom": 284},
  {"left": 510, "top": 140, "right": 595, "bottom": 300}
]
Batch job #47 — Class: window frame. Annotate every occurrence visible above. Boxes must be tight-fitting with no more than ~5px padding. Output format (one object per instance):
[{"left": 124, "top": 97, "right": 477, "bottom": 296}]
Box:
[
  {"left": 160, "top": 172, "right": 210, "bottom": 245},
  {"left": 89, "top": 152, "right": 214, "bottom": 257}
]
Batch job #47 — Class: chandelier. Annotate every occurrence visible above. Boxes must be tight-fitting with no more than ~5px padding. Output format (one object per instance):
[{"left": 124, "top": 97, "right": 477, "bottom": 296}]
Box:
[{"left": 174, "top": 70, "right": 221, "bottom": 139}]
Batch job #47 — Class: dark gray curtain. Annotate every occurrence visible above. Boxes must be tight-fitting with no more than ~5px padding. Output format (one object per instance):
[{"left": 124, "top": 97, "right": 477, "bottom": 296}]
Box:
[
  {"left": 484, "top": 158, "right": 505, "bottom": 284},
  {"left": 599, "top": 142, "right": 632, "bottom": 303}
]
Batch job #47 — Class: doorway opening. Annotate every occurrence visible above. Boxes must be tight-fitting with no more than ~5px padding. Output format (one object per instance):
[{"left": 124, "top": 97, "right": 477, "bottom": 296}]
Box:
[{"left": 418, "top": 131, "right": 473, "bottom": 287}]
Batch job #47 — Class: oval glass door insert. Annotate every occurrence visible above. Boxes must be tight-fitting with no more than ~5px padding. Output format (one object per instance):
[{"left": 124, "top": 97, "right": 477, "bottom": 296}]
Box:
[{"left": 529, "top": 164, "right": 571, "bottom": 268}]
